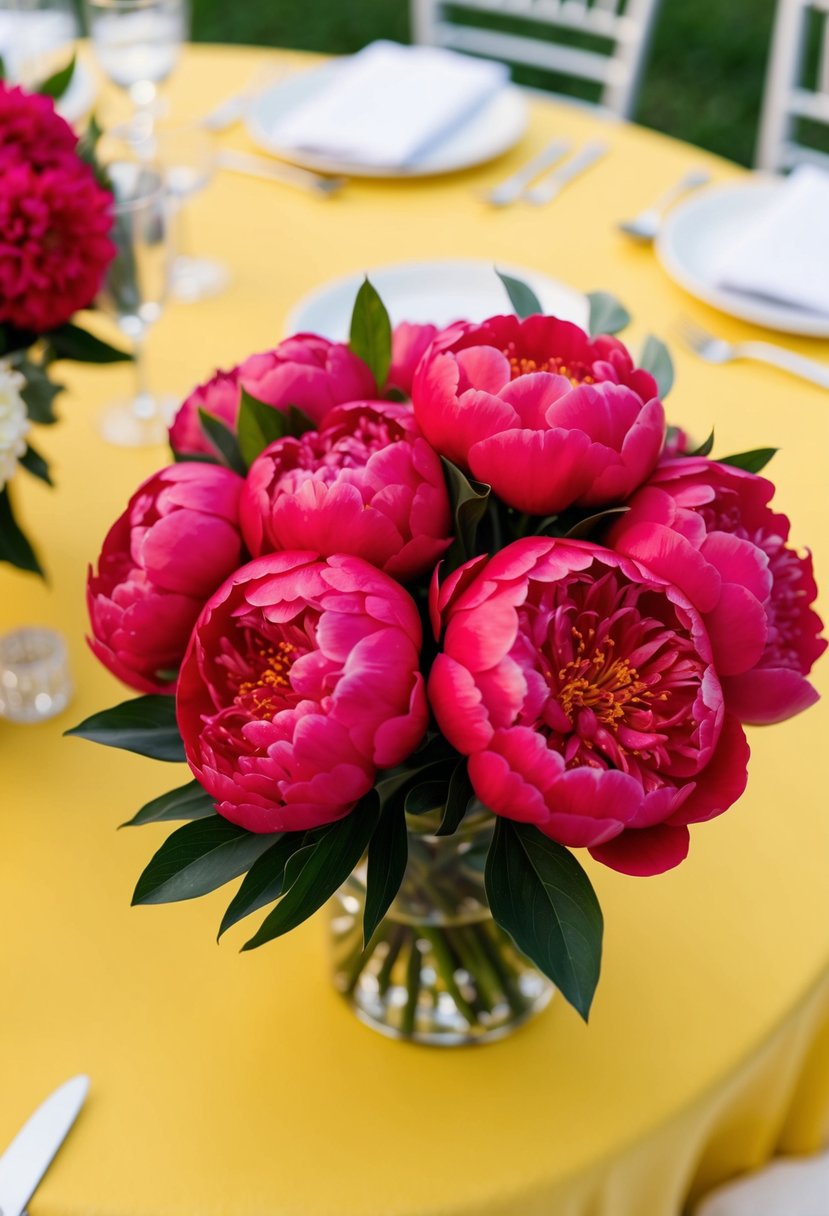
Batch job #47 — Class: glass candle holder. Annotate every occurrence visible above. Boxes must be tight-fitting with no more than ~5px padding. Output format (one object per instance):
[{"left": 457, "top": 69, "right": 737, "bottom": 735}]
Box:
[{"left": 0, "top": 627, "right": 73, "bottom": 723}]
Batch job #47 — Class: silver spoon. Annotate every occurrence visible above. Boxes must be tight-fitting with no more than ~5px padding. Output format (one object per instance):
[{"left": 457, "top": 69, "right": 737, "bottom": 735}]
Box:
[{"left": 618, "top": 168, "right": 711, "bottom": 242}]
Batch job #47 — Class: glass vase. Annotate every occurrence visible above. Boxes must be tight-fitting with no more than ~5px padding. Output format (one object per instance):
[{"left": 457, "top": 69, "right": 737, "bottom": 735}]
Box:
[{"left": 329, "top": 811, "right": 554, "bottom": 1046}]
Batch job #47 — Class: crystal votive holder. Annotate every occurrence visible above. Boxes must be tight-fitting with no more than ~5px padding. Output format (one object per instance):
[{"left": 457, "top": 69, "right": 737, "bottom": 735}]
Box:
[{"left": 0, "top": 628, "right": 73, "bottom": 723}]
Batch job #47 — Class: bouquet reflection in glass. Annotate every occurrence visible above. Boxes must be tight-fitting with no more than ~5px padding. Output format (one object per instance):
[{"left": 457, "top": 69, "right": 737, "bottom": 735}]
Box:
[{"left": 97, "top": 160, "right": 174, "bottom": 447}]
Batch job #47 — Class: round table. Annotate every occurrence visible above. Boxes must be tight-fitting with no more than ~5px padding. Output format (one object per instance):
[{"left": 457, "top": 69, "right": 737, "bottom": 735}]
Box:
[{"left": 2, "top": 43, "right": 828, "bottom": 1216}]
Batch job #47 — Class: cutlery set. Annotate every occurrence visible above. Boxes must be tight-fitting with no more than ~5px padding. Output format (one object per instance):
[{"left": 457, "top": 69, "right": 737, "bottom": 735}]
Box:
[{"left": 486, "top": 137, "right": 608, "bottom": 207}]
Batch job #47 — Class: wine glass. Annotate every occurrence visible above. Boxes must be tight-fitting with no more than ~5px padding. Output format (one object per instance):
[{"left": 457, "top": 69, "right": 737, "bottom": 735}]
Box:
[
  {"left": 0, "top": 0, "right": 79, "bottom": 89},
  {"left": 97, "top": 160, "right": 176, "bottom": 448},
  {"left": 83, "top": 0, "right": 188, "bottom": 139},
  {"left": 154, "top": 121, "right": 230, "bottom": 302}
]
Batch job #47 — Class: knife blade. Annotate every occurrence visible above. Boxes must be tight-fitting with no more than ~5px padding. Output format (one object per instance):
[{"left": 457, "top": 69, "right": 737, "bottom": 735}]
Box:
[
  {"left": 522, "top": 140, "right": 609, "bottom": 206},
  {"left": 0, "top": 1076, "right": 88, "bottom": 1216}
]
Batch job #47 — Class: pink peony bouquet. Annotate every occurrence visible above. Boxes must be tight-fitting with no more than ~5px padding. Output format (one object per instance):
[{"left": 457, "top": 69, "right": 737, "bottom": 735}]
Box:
[
  {"left": 72, "top": 276, "right": 824, "bottom": 1032},
  {"left": 0, "top": 68, "right": 128, "bottom": 576}
]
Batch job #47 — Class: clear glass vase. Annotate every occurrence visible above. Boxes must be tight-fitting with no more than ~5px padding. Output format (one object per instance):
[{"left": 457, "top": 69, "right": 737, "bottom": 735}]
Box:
[{"left": 329, "top": 811, "right": 554, "bottom": 1045}]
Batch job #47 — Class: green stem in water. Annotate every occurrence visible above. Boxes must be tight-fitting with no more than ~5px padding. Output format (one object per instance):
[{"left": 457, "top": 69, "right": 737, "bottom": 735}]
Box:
[{"left": 401, "top": 933, "right": 422, "bottom": 1038}]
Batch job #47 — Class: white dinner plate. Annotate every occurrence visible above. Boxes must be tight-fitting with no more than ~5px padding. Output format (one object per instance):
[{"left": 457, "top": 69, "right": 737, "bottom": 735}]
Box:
[
  {"left": 246, "top": 61, "right": 527, "bottom": 179},
  {"left": 285, "top": 259, "right": 589, "bottom": 340},
  {"left": 656, "top": 179, "right": 829, "bottom": 337}
]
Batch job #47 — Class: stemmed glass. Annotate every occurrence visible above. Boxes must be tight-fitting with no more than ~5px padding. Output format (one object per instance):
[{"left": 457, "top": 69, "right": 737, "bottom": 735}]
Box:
[
  {"left": 83, "top": 0, "right": 188, "bottom": 139},
  {"left": 154, "top": 122, "right": 230, "bottom": 302},
  {"left": 97, "top": 160, "right": 175, "bottom": 447},
  {"left": 0, "top": 0, "right": 79, "bottom": 88}
]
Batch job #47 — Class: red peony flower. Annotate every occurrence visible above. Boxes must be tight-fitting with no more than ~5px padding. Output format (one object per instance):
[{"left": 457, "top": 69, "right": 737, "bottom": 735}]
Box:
[
  {"left": 0, "top": 81, "right": 78, "bottom": 170},
  {"left": 87, "top": 464, "right": 245, "bottom": 694},
  {"left": 428, "top": 537, "right": 749, "bottom": 876},
  {"left": 0, "top": 158, "right": 115, "bottom": 334},
  {"left": 176, "top": 552, "right": 429, "bottom": 833},
  {"left": 386, "top": 322, "right": 439, "bottom": 398},
  {"left": 412, "top": 314, "right": 664, "bottom": 515},
  {"left": 168, "top": 335, "right": 377, "bottom": 458},
  {"left": 607, "top": 457, "right": 826, "bottom": 724},
  {"left": 240, "top": 400, "right": 452, "bottom": 582}
]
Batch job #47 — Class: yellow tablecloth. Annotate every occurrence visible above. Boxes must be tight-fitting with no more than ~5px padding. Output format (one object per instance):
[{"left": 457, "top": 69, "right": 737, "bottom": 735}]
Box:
[{"left": 2, "top": 44, "right": 829, "bottom": 1216}]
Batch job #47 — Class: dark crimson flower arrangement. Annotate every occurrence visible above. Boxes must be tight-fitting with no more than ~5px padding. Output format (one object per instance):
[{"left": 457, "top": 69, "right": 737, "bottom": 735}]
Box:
[
  {"left": 0, "top": 67, "right": 128, "bottom": 576},
  {"left": 71, "top": 276, "right": 825, "bottom": 1041}
]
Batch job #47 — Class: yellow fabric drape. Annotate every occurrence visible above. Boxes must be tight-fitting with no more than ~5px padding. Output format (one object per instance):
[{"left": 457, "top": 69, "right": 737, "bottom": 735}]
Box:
[{"left": 1, "top": 44, "right": 828, "bottom": 1216}]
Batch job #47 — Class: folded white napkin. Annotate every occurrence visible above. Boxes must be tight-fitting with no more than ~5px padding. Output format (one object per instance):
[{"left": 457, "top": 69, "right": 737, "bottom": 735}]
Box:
[
  {"left": 716, "top": 165, "right": 829, "bottom": 316},
  {"left": 270, "top": 40, "right": 508, "bottom": 168},
  {"left": 695, "top": 1152, "right": 829, "bottom": 1216}
]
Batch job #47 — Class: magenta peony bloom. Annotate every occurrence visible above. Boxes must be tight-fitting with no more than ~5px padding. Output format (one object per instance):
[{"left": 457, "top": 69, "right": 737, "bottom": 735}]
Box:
[
  {"left": 176, "top": 552, "right": 429, "bottom": 833},
  {"left": 240, "top": 400, "right": 452, "bottom": 582},
  {"left": 386, "top": 322, "right": 439, "bottom": 398},
  {"left": 411, "top": 314, "right": 665, "bottom": 515},
  {"left": 0, "top": 81, "right": 78, "bottom": 170},
  {"left": 607, "top": 457, "right": 826, "bottom": 724},
  {"left": 87, "top": 464, "right": 245, "bottom": 694},
  {"left": 428, "top": 537, "right": 750, "bottom": 876},
  {"left": 169, "top": 335, "right": 377, "bottom": 458},
  {"left": 0, "top": 157, "right": 114, "bottom": 335}
]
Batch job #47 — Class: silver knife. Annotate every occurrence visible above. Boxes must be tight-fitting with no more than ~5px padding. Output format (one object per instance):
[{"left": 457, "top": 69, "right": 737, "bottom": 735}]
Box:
[
  {"left": 0, "top": 1076, "right": 88, "bottom": 1216},
  {"left": 215, "top": 149, "right": 346, "bottom": 198},
  {"left": 485, "top": 138, "right": 572, "bottom": 208},
  {"left": 522, "top": 140, "right": 609, "bottom": 206}
]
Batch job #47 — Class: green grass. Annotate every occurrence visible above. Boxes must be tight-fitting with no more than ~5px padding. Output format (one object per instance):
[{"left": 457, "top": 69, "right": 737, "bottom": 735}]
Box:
[{"left": 191, "top": 0, "right": 776, "bottom": 166}]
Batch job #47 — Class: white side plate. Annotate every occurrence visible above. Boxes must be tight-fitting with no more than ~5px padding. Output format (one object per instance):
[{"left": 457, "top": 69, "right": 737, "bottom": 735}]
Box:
[
  {"left": 246, "top": 62, "right": 527, "bottom": 179},
  {"left": 285, "top": 259, "right": 589, "bottom": 340},
  {"left": 656, "top": 180, "right": 829, "bottom": 338}
]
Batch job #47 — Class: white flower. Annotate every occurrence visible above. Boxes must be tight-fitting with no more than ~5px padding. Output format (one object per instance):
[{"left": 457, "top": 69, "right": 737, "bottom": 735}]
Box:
[{"left": 0, "top": 365, "right": 29, "bottom": 490}]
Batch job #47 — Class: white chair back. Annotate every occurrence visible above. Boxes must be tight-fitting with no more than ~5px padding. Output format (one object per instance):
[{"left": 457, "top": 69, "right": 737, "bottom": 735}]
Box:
[
  {"left": 757, "top": 0, "right": 829, "bottom": 171},
  {"left": 410, "top": 0, "right": 662, "bottom": 119}
]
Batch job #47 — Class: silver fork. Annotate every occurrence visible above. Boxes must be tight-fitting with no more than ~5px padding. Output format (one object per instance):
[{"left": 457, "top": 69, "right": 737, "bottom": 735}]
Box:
[{"left": 677, "top": 316, "right": 829, "bottom": 390}]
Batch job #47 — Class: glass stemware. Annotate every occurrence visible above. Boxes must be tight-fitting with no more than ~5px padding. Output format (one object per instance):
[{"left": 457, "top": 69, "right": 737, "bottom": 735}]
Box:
[
  {"left": 0, "top": 0, "right": 79, "bottom": 89},
  {"left": 97, "top": 160, "right": 175, "bottom": 447},
  {"left": 83, "top": 0, "right": 188, "bottom": 139},
  {"left": 154, "top": 122, "right": 230, "bottom": 303}
]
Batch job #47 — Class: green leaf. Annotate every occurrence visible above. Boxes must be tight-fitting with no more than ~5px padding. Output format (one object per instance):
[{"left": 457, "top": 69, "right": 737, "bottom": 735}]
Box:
[
  {"left": 563, "top": 506, "right": 629, "bottom": 540},
  {"left": 639, "top": 335, "right": 674, "bottom": 397},
  {"left": 132, "top": 817, "right": 280, "bottom": 905},
  {"left": 485, "top": 819, "right": 603, "bottom": 1021},
  {"left": 65, "top": 694, "right": 185, "bottom": 762},
  {"left": 0, "top": 54, "right": 6, "bottom": 81},
  {"left": 404, "top": 780, "right": 449, "bottom": 816},
  {"left": 496, "top": 269, "right": 542, "bottom": 319},
  {"left": 36, "top": 51, "right": 76, "bottom": 100},
  {"left": 586, "top": 291, "right": 631, "bottom": 337},
  {"left": 20, "top": 444, "right": 52, "bottom": 486},
  {"left": 47, "top": 322, "right": 131, "bottom": 364},
  {"left": 0, "top": 486, "right": 43, "bottom": 577},
  {"left": 363, "top": 803, "right": 408, "bottom": 945},
  {"left": 688, "top": 429, "right": 714, "bottom": 457},
  {"left": 435, "top": 759, "right": 474, "bottom": 836},
  {"left": 121, "top": 780, "right": 216, "bottom": 828},
  {"left": 218, "top": 833, "right": 308, "bottom": 938},
  {"left": 198, "top": 408, "right": 247, "bottom": 475},
  {"left": 719, "top": 448, "right": 777, "bottom": 474},
  {"left": 172, "top": 449, "right": 220, "bottom": 466},
  {"left": 242, "top": 791, "right": 382, "bottom": 950},
  {"left": 77, "top": 113, "right": 104, "bottom": 173},
  {"left": 440, "top": 457, "right": 491, "bottom": 571},
  {"left": 349, "top": 278, "right": 392, "bottom": 389},
  {"left": 236, "top": 391, "right": 315, "bottom": 467},
  {"left": 19, "top": 361, "right": 63, "bottom": 424}
]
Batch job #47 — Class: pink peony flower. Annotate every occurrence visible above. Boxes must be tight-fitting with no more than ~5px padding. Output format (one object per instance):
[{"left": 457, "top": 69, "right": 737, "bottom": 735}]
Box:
[
  {"left": 607, "top": 457, "right": 826, "bottom": 724},
  {"left": 169, "top": 335, "right": 377, "bottom": 459},
  {"left": 412, "top": 314, "right": 665, "bottom": 515},
  {"left": 87, "top": 464, "right": 245, "bottom": 694},
  {"left": 386, "top": 322, "right": 439, "bottom": 398},
  {"left": 0, "top": 157, "right": 114, "bottom": 334},
  {"left": 428, "top": 537, "right": 750, "bottom": 876},
  {"left": 0, "top": 81, "right": 78, "bottom": 170},
  {"left": 176, "top": 552, "right": 429, "bottom": 833},
  {"left": 240, "top": 400, "right": 452, "bottom": 582}
]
